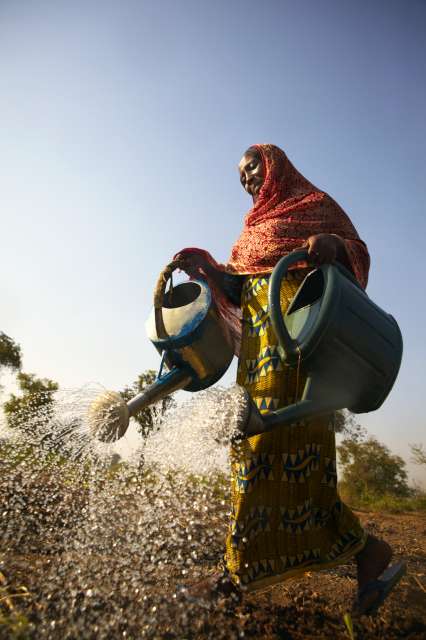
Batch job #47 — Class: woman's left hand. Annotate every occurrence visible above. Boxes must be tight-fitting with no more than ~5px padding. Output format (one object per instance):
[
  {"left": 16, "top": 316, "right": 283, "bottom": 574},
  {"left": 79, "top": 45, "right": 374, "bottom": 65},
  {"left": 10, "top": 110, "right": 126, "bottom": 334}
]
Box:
[{"left": 304, "top": 233, "right": 345, "bottom": 265}]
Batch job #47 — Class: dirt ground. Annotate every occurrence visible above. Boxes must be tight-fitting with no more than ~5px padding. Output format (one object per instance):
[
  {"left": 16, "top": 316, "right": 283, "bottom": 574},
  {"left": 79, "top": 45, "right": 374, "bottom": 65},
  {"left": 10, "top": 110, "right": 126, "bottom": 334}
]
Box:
[{"left": 1, "top": 510, "right": 425, "bottom": 639}]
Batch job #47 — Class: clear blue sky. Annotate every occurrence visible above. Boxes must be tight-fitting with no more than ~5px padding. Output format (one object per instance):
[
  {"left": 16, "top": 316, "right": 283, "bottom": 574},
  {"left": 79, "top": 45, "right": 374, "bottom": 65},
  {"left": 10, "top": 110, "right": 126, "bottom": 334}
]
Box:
[{"left": 1, "top": 1, "right": 425, "bottom": 483}]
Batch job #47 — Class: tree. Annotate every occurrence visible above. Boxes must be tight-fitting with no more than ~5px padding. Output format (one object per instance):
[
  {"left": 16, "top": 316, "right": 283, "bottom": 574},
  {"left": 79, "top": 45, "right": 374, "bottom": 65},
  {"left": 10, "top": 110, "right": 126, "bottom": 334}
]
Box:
[
  {"left": 334, "top": 410, "right": 367, "bottom": 443},
  {"left": 0, "top": 332, "right": 22, "bottom": 371},
  {"left": 338, "top": 436, "right": 411, "bottom": 501},
  {"left": 120, "top": 369, "right": 174, "bottom": 438},
  {"left": 4, "top": 372, "right": 59, "bottom": 432},
  {"left": 410, "top": 443, "right": 426, "bottom": 466}
]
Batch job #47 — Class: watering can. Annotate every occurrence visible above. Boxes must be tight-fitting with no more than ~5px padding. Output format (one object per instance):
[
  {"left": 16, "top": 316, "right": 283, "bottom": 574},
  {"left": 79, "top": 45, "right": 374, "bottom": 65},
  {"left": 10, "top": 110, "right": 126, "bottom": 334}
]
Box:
[
  {"left": 88, "top": 251, "right": 403, "bottom": 442},
  {"left": 248, "top": 249, "right": 403, "bottom": 435},
  {"left": 88, "top": 259, "right": 235, "bottom": 441}
]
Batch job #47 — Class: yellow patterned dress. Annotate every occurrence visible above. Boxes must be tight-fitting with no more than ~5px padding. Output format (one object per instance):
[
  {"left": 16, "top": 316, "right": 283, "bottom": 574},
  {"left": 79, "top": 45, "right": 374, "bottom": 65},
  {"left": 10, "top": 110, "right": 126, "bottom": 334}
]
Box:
[{"left": 224, "top": 271, "right": 367, "bottom": 591}]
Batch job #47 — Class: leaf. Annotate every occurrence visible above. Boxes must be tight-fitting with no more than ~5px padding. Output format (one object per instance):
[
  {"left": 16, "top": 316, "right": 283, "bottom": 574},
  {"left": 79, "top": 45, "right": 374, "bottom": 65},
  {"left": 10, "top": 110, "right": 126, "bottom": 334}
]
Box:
[{"left": 343, "top": 612, "right": 355, "bottom": 640}]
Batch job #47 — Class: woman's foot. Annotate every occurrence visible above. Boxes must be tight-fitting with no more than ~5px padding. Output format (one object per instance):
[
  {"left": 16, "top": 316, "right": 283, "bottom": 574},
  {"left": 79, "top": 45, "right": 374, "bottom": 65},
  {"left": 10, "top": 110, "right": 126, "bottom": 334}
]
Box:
[
  {"left": 354, "top": 534, "right": 405, "bottom": 615},
  {"left": 182, "top": 571, "right": 242, "bottom": 606},
  {"left": 356, "top": 534, "right": 393, "bottom": 591}
]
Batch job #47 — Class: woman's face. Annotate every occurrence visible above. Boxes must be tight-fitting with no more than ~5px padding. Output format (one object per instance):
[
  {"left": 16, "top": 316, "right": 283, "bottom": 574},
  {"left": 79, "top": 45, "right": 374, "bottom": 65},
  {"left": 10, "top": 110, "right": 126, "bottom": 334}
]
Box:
[{"left": 238, "top": 148, "right": 264, "bottom": 202}]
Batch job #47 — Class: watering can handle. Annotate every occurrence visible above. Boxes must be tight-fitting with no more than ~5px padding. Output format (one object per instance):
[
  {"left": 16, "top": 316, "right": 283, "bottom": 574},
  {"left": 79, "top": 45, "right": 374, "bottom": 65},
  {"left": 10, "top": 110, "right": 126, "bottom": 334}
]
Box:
[
  {"left": 268, "top": 249, "right": 311, "bottom": 360},
  {"left": 153, "top": 259, "right": 187, "bottom": 340}
]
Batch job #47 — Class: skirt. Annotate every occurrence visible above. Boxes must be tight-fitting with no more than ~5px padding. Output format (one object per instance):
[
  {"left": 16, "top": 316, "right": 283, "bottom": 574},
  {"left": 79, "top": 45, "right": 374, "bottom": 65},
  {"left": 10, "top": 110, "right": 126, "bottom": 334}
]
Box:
[{"left": 224, "top": 271, "right": 367, "bottom": 591}]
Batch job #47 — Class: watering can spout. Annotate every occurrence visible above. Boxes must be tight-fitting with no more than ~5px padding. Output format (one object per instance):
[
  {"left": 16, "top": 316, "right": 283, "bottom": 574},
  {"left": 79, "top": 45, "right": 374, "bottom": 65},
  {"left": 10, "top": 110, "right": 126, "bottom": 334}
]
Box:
[
  {"left": 88, "top": 368, "right": 193, "bottom": 443},
  {"left": 234, "top": 376, "right": 339, "bottom": 439},
  {"left": 126, "top": 368, "right": 193, "bottom": 416}
]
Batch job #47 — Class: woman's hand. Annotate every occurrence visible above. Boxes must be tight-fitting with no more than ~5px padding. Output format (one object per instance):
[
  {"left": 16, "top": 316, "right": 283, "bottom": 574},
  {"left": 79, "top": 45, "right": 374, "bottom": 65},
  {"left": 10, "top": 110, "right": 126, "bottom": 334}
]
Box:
[
  {"left": 174, "top": 252, "right": 211, "bottom": 278},
  {"left": 304, "top": 234, "right": 347, "bottom": 265},
  {"left": 174, "top": 251, "right": 229, "bottom": 291}
]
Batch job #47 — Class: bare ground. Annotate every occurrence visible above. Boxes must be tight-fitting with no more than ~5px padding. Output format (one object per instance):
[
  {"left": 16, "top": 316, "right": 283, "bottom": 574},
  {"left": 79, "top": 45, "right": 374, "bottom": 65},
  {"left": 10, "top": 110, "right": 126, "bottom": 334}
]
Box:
[{"left": 1, "top": 510, "right": 425, "bottom": 639}]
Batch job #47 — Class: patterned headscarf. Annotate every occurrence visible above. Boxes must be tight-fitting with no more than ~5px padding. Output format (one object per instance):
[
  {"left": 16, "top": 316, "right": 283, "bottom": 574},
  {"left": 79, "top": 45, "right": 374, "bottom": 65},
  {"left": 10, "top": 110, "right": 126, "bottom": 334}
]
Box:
[
  {"left": 228, "top": 144, "right": 370, "bottom": 288},
  {"left": 175, "top": 144, "right": 370, "bottom": 354}
]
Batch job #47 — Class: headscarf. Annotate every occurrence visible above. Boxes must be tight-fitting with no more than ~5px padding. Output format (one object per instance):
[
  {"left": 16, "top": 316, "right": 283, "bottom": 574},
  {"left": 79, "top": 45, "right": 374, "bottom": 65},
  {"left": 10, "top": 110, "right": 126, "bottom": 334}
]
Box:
[
  {"left": 227, "top": 144, "right": 369, "bottom": 287},
  {"left": 175, "top": 144, "right": 370, "bottom": 355}
]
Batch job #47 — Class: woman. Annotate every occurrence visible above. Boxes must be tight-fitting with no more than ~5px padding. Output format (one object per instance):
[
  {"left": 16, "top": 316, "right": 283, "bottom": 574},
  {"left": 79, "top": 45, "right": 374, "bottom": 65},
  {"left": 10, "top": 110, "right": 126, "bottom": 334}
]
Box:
[{"left": 176, "top": 144, "right": 405, "bottom": 614}]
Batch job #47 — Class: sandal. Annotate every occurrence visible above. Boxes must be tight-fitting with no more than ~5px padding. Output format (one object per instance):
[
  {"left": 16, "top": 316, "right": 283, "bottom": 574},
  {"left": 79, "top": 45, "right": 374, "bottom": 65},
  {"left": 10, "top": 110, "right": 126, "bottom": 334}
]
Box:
[{"left": 354, "top": 560, "right": 407, "bottom": 616}]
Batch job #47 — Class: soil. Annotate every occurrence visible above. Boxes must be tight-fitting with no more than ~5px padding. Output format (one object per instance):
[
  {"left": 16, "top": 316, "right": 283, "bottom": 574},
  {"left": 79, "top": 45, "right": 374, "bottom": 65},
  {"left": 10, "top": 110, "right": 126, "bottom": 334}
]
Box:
[{"left": 1, "top": 510, "right": 425, "bottom": 639}]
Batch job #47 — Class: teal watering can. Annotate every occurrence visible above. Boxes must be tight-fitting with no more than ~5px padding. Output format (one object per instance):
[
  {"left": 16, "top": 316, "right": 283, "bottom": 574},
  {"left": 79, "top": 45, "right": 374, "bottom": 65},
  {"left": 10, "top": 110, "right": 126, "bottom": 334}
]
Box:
[
  {"left": 88, "top": 252, "right": 402, "bottom": 442},
  {"left": 250, "top": 249, "right": 403, "bottom": 436}
]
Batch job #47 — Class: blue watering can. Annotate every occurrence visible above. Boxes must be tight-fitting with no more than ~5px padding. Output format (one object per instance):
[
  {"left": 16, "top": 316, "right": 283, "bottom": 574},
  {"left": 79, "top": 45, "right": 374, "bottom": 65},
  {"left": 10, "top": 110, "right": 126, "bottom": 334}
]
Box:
[
  {"left": 88, "top": 251, "right": 402, "bottom": 441},
  {"left": 88, "top": 259, "right": 234, "bottom": 441}
]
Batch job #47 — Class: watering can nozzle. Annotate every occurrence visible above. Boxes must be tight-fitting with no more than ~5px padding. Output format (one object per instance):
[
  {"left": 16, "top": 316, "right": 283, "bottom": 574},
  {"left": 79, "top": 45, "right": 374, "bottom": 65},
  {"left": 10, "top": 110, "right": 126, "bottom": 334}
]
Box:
[
  {"left": 87, "top": 390, "right": 130, "bottom": 443},
  {"left": 88, "top": 367, "right": 193, "bottom": 443}
]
